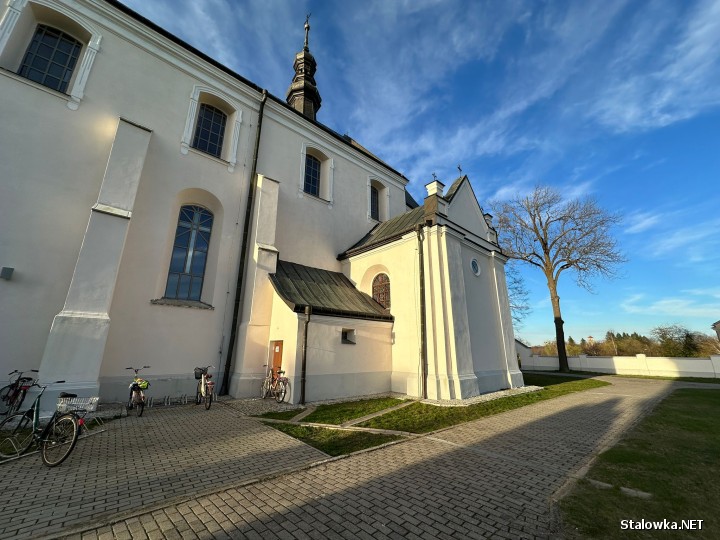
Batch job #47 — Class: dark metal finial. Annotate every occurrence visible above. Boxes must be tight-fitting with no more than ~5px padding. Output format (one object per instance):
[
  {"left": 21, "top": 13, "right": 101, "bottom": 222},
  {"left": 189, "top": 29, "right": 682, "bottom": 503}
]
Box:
[
  {"left": 432, "top": 172, "right": 437, "bottom": 181},
  {"left": 457, "top": 164, "right": 462, "bottom": 173},
  {"left": 304, "top": 14, "right": 311, "bottom": 49}
]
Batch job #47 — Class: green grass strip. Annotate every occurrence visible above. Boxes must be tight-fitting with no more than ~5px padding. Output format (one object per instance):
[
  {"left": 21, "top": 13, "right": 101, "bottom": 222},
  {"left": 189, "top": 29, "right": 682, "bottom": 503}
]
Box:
[
  {"left": 359, "top": 374, "right": 609, "bottom": 433},
  {"left": 266, "top": 423, "right": 402, "bottom": 456},
  {"left": 301, "top": 397, "right": 405, "bottom": 425},
  {"left": 255, "top": 409, "right": 304, "bottom": 421},
  {"left": 560, "top": 389, "right": 720, "bottom": 539}
]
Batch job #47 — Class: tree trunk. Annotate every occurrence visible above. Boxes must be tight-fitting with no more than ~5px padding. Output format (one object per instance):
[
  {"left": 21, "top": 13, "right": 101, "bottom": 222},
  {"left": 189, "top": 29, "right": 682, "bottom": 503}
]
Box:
[{"left": 549, "top": 287, "right": 569, "bottom": 372}]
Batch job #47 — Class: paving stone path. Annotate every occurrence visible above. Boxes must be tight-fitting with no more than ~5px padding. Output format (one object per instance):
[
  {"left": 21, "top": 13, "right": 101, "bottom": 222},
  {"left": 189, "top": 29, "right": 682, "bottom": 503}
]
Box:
[{"left": 0, "top": 377, "right": 714, "bottom": 539}]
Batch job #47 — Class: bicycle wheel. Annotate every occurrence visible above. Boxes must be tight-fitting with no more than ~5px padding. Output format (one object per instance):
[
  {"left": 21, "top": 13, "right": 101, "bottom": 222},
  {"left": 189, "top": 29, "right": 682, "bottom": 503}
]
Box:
[
  {"left": 0, "top": 385, "right": 12, "bottom": 416},
  {"left": 196, "top": 381, "right": 203, "bottom": 405},
  {"left": 204, "top": 383, "right": 212, "bottom": 410},
  {"left": 0, "top": 412, "right": 34, "bottom": 458},
  {"left": 40, "top": 414, "right": 79, "bottom": 467},
  {"left": 261, "top": 378, "right": 270, "bottom": 399},
  {"left": 135, "top": 394, "right": 145, "bottom": 417},
  {"left": 9, "top": 389, "right": 27, "bottom": 416},
  {"left": 275, "top": 380, "right": 287, "bottom": 403}
]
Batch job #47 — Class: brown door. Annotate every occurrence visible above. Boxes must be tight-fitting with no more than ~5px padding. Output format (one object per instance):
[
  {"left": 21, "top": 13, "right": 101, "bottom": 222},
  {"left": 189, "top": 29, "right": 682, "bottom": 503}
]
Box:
[{"left": 269, "top": 340, "right": 283, "bottom": 374}]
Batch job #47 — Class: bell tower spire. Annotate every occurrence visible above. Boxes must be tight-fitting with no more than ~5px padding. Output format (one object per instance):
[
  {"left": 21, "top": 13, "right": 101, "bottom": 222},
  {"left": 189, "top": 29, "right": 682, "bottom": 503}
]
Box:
[{"left": 286, "top": 14, "right": 322, "bottom": 121}]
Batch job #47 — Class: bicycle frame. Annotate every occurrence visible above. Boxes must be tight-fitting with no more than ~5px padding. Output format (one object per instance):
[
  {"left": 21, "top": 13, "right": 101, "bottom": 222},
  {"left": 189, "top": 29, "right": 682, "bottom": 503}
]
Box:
[
  {"left": 195, "top": 366, "right": 215, "bottom": 409},
  {"left": 126, "top": 366, "right": 150, "bottom": 416}
]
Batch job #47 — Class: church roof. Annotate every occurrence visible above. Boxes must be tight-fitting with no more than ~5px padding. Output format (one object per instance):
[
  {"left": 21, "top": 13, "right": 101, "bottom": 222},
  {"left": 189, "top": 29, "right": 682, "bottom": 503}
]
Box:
[
  {"left": 269, "top": 260, "right": 393, "bottom": 321},
  {"left": 444, "top": 175, "right": 466, "bottom": 202},
  {"left": 338, "top": 206, "right": 426, "bottom": 260}
]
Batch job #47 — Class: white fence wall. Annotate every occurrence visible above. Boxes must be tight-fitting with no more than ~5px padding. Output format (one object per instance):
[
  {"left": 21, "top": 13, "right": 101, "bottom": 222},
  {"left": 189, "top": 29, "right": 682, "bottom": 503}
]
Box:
[{"left": 522, "top": 354, "right": 720, "bottom": 379}]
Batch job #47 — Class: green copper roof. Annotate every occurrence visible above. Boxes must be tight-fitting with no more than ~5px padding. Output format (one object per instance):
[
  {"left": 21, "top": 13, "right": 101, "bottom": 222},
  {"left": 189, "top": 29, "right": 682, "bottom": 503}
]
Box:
[
  {"left": 269, "top": 260, "right": 393, "bottom": 321},
  {"left": 338, "top": 206, "right": 426, "bottom": 259}
]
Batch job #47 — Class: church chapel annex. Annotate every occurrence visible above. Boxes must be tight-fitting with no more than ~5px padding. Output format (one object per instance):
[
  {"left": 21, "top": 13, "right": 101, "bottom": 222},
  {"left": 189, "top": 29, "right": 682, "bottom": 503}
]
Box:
[{"left": 0, "top": 0, "right": 523, "bottom": 406}]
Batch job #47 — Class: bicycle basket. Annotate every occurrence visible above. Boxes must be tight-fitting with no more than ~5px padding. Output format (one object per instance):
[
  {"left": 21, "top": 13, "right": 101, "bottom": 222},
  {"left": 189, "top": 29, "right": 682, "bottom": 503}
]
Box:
[
  {"left": 194, "top": 367, "right": 207, "bottom": 380},
  {"left": 57, "top": 396, "right": 99, "bottom": 413}
]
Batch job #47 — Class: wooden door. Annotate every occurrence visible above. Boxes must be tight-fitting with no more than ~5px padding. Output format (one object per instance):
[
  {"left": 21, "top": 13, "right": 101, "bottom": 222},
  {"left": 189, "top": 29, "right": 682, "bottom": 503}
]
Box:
[{"left": 270, "top": 340, "right": 283, "bottom": 374}]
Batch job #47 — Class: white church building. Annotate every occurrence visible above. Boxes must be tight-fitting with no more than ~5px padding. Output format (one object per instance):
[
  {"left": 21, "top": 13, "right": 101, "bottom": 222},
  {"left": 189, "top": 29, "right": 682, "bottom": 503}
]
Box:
[{"left": 0, "top": 0, "right": 523, "bottom": 406}]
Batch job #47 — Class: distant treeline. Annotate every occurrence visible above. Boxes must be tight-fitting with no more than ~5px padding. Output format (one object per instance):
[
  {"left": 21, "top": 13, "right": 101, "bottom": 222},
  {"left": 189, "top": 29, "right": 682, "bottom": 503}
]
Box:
[{"left": 532, "top": 325, "right": 720, "bottom": 358}]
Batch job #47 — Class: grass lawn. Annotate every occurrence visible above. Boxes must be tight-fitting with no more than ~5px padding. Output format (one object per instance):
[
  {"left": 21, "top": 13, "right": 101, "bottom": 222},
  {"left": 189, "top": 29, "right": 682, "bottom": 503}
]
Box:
[
  {"left": 266, "top": 423, "right": 402, "bottom": 456},
  {"left": 256, "top": 409, "right": 304, "bottom": 421},
  {"left": 560, "top": 389, "right": 720, "bottom": 539},
  {"left": 358, "top": 374, "right": 609, "bottom": 433},
  {"left": 301, "top": 397, "right": 405, "bottom": 425}
]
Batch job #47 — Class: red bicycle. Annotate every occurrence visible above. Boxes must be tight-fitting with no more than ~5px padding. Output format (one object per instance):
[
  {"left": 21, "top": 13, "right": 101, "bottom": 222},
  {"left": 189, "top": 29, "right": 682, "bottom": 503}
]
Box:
[{"left": 0, "top": 369, "right": 38, "bottom": 417}]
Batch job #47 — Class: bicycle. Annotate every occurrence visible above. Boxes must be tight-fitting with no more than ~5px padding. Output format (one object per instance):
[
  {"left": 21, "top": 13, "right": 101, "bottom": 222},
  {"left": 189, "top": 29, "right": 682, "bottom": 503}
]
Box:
[
  {"left": 0, "top": 369, "right": 39, "bottom": 416},
  {"left": 126, "top": 366, "right": 150, "bottom": 417},
  {"left": 0, "top": 381, "right": 98, "bottom": 466},
  {"left": 261, "top": 364, "right": 289, "bottom": 403},
  {"left": 194, "top": 366, "right": 215, "bottom": 410}
]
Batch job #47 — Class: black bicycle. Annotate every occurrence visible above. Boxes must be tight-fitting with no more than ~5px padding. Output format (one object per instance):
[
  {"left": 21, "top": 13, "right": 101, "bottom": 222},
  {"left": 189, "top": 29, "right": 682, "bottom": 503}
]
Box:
[
  {"left": 0, "top": 369, "right": 39, "bottom": 416},
  {"left": 0, "top": 381, "right": 98, "bottom": 466}
]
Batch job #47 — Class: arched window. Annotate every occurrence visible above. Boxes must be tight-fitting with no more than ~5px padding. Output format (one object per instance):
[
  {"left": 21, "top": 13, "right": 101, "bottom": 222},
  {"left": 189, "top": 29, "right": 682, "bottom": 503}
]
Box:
[
  {"left": 164, "top": 205, "right": 213, "bottom": 301},
  {"left": 370, "top": 185, "right": 379, "bottom": 221},
  {"left": 372, "top": 273, "right": 391, "bottom": 310},
  {"left": 304, "top": 154, "right": 321, "bottom": 197},
  {"left": 18, "top": 24, "right": 82, "bottom": 93},
  {"left": 192, "top": 103, "right": 227, "bottom": 158}
]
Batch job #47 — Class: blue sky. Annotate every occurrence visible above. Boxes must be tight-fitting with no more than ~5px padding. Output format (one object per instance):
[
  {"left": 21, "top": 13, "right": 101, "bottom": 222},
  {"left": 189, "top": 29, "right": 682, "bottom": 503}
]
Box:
[{"left": 119, "top": 0, "right": 720, "bottom": 345}]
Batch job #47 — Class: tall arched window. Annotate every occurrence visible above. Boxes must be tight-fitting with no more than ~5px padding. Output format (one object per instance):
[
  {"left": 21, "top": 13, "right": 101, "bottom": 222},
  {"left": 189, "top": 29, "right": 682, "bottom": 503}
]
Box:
[
  {"left": 372, "top": 273, "right": 391, "bottom": 310},
  {"left": 165, "top": 205, "right": 213, "bottom": 301}
]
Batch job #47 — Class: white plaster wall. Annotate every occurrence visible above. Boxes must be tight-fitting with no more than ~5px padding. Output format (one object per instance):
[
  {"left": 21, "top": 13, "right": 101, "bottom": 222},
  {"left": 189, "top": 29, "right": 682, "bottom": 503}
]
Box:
[
  {"left": 0, "top": 0, "right": 260, "bottom": 391},
  {"left": 523, "top": 354, "right": 720, "bottom": 378},
  {"left": 344, "top": 233, "right": 424, "bottom": 397},
  {"left": 302, "top": 314, "right": 392, "bottom": 403},
  {"left": 257, "top": 106, "right": 408, "bottom": 272}
]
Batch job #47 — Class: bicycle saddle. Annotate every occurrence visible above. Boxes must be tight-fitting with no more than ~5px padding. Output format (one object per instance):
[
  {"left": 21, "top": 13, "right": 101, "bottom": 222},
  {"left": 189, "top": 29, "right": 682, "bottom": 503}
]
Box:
[{"left": 58, "top": 392, "right": 77, "bottom": 398}]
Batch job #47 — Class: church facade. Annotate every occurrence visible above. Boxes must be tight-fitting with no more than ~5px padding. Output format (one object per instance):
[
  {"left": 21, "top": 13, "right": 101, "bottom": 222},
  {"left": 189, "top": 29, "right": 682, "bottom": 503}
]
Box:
[{"left": 0, "top": 0, "right": 523, "bottom": 408}]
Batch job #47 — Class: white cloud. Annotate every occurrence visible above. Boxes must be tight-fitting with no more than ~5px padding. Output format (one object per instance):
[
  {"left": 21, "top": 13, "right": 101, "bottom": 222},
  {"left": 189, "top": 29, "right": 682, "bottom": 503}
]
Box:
[
  {"left": 625, "top": 212, "right": 662, "bottom": 234},
  {"left": 621, "top": 293, "right": 720, "bottom": 318}
]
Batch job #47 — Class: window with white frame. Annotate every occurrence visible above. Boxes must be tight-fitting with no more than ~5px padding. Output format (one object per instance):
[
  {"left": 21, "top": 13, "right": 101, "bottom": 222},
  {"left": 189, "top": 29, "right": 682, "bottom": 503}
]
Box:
[
  {"left": 164, "top": 205, "right": 213, "bottom": 302},
  {"left": 368, "top": 179, "right": 388, "bottom": 221},
  {"left": 181, "top": 88, "right": 242, "bottom": 171},
  {"left": 17, "top": 24, "right": 81, "bottom": 93},
  {"left": 300, "top": 146, "right": 333, "bottom": 202},
  {"left": 192, "top": 103, "right": 227, "bottom": 158},
  {"left": 0, "top": 1, "right": 101, "bottom": 109}
]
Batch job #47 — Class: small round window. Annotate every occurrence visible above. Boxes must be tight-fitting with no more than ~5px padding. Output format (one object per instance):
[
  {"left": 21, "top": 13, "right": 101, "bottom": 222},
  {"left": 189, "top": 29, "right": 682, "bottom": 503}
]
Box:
[{"left": 470, "top": 259, "right": 481, "bottom": 276}]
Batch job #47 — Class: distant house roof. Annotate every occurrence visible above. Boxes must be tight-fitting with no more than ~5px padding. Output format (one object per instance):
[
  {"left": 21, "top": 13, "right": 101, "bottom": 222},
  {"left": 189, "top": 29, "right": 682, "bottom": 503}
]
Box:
[
  {"left": 269, "top": 260, "right": 393, "bottom": 321},
  {"left": 338, "top": 206, "right": 426, "bottom": 260}
]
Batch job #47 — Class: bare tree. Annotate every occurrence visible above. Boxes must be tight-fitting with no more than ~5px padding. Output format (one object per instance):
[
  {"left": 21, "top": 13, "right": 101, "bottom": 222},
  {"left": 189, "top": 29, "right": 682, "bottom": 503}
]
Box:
[
  {"left": 506, "top": 259, "right": 531, "bottom": 327},
  {"left": 492, "top": 186, "right": 625, "bottom": 371}
]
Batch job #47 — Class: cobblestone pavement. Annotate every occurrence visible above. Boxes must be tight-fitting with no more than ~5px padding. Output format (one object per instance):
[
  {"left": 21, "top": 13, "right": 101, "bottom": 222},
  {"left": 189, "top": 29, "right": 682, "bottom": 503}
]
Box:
[{"left": 1, "top": 377, "right": 711, "bottom": 539}]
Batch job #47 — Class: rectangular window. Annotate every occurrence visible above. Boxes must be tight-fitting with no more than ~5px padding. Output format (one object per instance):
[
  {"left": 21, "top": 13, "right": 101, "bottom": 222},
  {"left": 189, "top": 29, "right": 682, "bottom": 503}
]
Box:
[
  {"left": 370, "top": 186, "right": 379, "bottom": 220},
  {"left": 192, "top": 103, "right": 227, "bottom": 158},
  {"left": 304, "top": 154, "right": 321, "bottom": 196},
  {"left": 18, "top": 25, "right": 82, "bottom": 93},
  {"left": 341, "top": 329, "right": 356, "bottom": 344}
]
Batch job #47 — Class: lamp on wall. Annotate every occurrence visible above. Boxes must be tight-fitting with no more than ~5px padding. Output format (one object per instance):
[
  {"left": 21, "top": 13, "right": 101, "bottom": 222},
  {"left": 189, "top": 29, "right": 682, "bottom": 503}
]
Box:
[{"left": 0, "top": 267, "right": 14, "bottom": 280}]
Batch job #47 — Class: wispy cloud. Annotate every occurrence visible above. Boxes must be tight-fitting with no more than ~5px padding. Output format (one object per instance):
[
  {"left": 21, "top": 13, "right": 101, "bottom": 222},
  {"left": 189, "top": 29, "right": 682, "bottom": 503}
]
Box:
[
  {"left": 625, "top": 211, "right": 662, "bottom": 234},
  {"left": 588, "top": 0, "right": 720, "bottom": 132},
  {"left": 621, "top": 292, "right": 720, "bottom": 319}
]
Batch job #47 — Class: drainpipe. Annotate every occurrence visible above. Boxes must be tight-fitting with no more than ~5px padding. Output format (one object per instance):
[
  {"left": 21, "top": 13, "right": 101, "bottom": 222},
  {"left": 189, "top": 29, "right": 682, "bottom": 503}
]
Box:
[
  {"left": 416, "top": 223, "right": 428, "bottom": 399},
  {"left": 300, "top": 305, "right": 311, "bottom": 404},
  {"left": 220, "top": 90, "right": 268, "bottom": 395}
]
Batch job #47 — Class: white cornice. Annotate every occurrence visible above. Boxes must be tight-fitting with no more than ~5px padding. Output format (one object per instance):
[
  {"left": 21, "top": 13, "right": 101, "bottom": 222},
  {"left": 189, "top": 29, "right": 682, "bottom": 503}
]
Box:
[
  {"left": 264, "top": 100, "right": 408, "bottom": 190},
  {"left": 78, "top": 0, "right": 262, "bottom": 112}
]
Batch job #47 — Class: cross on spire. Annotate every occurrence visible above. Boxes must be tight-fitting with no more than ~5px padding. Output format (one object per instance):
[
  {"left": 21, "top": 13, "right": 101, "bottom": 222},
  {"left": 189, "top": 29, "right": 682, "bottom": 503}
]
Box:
[{"left": 304, "top": 14, "right": 311, "bottom": 50}]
